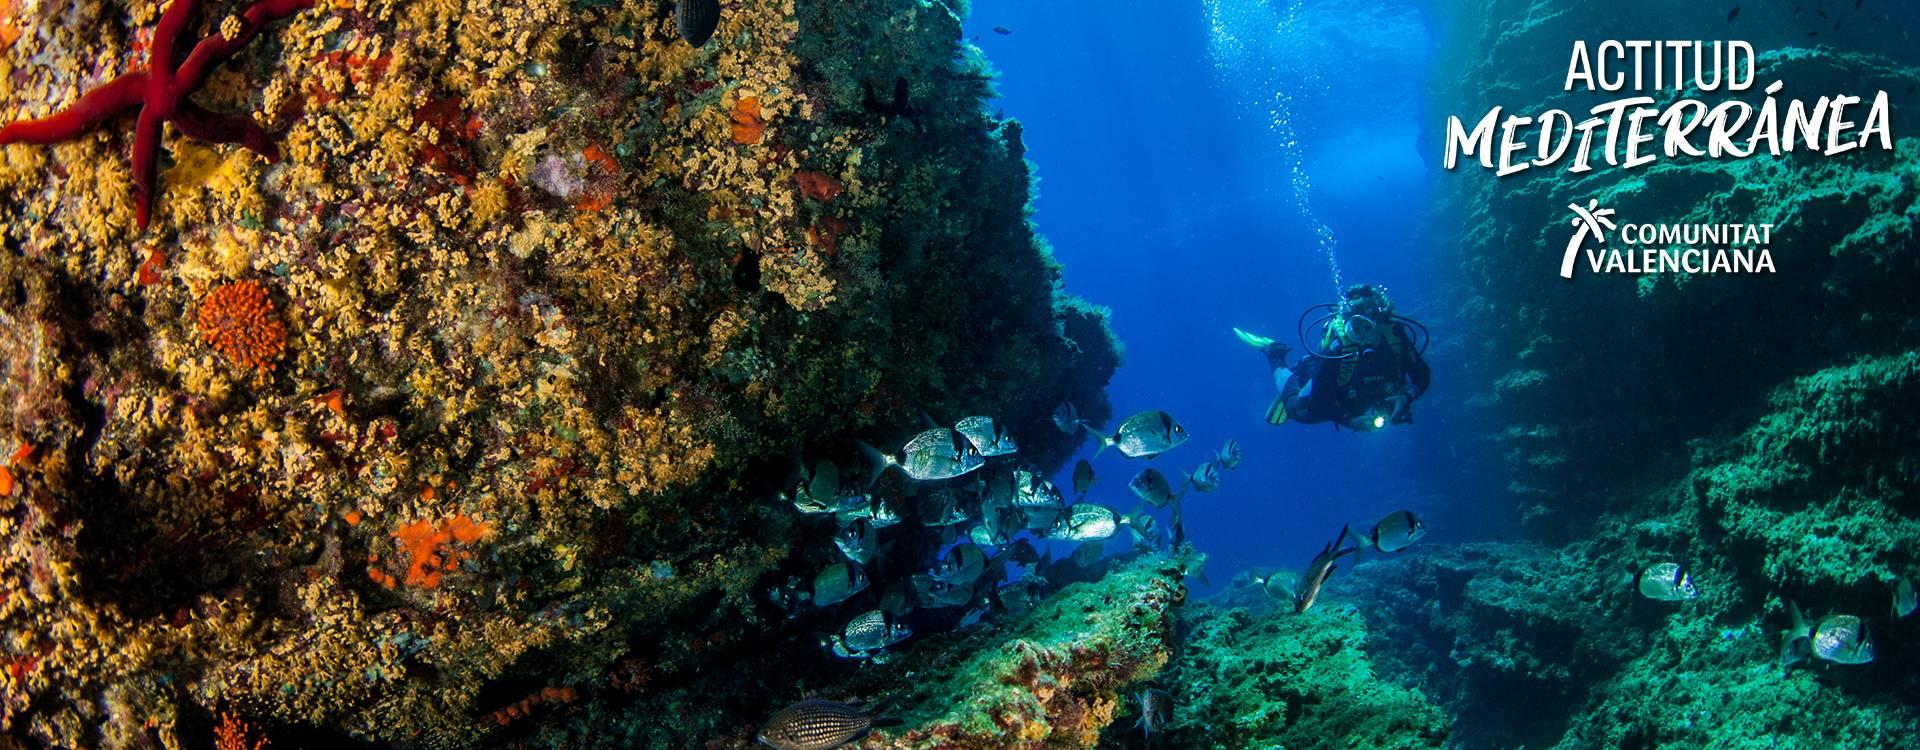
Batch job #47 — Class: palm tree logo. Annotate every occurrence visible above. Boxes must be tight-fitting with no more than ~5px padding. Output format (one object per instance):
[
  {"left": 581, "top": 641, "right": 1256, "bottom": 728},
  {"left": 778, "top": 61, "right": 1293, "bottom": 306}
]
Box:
[{"left": 1561, "top": 199, "right": 1618, "bottom": 279}]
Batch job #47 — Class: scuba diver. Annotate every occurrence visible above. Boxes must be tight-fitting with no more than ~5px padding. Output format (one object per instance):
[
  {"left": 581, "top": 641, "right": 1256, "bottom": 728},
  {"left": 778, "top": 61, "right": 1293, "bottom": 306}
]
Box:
[{"left": 1235, "top": 284, "right": 1430, "bottom": 431}]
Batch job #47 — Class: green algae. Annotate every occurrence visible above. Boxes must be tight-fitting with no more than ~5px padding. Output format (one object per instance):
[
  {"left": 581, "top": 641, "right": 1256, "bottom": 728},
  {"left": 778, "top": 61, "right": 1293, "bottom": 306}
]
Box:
[{"left": 1155, "top": 599, "right": 1449, "bottom": 750}]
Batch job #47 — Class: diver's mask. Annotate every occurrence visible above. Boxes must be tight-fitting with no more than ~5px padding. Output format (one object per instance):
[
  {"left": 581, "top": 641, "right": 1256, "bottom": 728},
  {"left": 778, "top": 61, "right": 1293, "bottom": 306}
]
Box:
[{"left": 1339, "top": 313, "right": 1384, "bottom": 349}]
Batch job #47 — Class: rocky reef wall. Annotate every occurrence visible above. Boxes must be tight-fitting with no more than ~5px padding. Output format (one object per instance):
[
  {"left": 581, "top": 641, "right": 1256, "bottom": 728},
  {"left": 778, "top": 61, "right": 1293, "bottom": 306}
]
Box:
[
  {"left": 1391, "top": 0, "right": 1920, "bottom": 745},
  {"left": 0, "top": 0, "right": 1117, "bottom": 746}
]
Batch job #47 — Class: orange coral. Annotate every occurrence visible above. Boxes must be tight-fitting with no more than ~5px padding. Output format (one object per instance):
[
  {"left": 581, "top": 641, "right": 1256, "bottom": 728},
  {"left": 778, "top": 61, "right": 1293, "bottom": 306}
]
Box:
[
  {"left": 197, "top": 281, "right": 286, "bottom": 373},
  {"left": 0, "top": 0, "right": 18, "bottom": 55},
  {"left": 136, "top": 247, "right": 166, "bottom": 286},
  {"left": 730, "top": 97, "right": 766, "bottom": 144},
  {"left": 214, "top": 712, "right": 270, "bottom": 750},
  {"left": 378, "top": 516, "right": 489, "bottom": 589},
  {"left": 479, "top": 685, "right": 578, "bottom": 728},
  {"left": 793, "top": 171, "right": 843, "bottom": 201}
]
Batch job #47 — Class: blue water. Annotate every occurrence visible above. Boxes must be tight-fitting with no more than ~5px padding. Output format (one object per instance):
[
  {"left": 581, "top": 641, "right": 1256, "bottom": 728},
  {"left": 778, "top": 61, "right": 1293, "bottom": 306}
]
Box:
[{"left": 964, "top": 0, "right": 1510, "bottom": 589}]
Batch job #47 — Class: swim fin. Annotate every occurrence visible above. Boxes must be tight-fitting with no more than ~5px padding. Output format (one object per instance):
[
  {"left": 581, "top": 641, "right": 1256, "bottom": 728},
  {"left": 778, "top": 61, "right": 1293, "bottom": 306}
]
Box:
[
  {"left": 1234, "top": 327, "right": 1275, "bottom": 350},
  {"left": 1265, "top": 394, "right": 1289, "bottom": 425}
]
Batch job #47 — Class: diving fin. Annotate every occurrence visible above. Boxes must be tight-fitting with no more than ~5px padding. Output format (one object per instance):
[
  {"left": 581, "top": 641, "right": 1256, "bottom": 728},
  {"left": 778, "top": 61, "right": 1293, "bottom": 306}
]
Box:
[
  {"left": 1234, "top": 327, "right": 1276, "bottom": 349},
  {"left": 1265, "top": 394, "right": 1290, "bottom": 425}
]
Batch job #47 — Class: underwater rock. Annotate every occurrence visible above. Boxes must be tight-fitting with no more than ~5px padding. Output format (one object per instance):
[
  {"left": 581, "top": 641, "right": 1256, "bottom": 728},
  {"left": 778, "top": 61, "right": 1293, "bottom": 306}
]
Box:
[
  {"left": 1152, "top": 598, "right": 1449, "bottom": 750},
  {"left": 741, "top": 553, "right": 1188, "bottom": 749},
  {"left": 0, "top": 0, "right": 1118, "bottom": 746}
]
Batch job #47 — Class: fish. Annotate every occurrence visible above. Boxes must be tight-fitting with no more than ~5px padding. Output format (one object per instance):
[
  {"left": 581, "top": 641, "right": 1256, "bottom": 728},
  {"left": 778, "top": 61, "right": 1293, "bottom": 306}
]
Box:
[
  {"left": 1088, "top": 410, "right": 1189, "bottom": 459},
  {"left": 858, "top": 429, "right": 984, "bottom": 484},
  {"left": 916, "top": 490, "right": 973, "bottom": 527},
  {"left": 1051, "top": 503, "right": 1120, "bottom": 542},
  {"left": 674, "top": 0, "right": 721, "bottom": 47},
  {"left": 835, "top": 520, "right": 878, "bottom": 564},
  {"left": 841, "top": 609, "right": 912, "bottom": 652},
  {"left": 1125, "top": 512, "right": 1161, "bottom": 549},
  {"left": 994, "top": 580, "right": 1037, "bottom": 615},
  {"left": 1069, "top": 539, "right": 1105, "bottom": 569},
  {"left": 1215, "top": 438, "right": 1242, "bottom": 470},
  {"left": 1011, "top": 465, "right": 1063, "bottom": 508},
  {"left": 758, "top": 699, "right": 898, "bottom": 750},
  {"left": 992, "top": 26, "right": 1012, "bottom": 35},
  {"left": 931, "top": 543, "right": 987, "bottom": 586},
  {"left": 1636, "top": 562, "right": 1698, "bottom": 601},
  {"left": 1134, "top": 688, "right": 1173, "bottom": 741},
  {"left": 1894, "top": 577, "right": 1916, "bottom": 618},
  {"left": 955, "top": 415, "right": 1018, "bottom": 457},
  {"left": 1252, "top": 569, "right": 1299, "bottom": 603},
  {"left": 1021, "top": 506, "right": 1062, "bottom": 532},
  {"left": 865, "top": 496, "right": 903, "bottom": 528},
  {"left": 1727, "top": 6, "right": 1740, "bottom": 21},
  {"left": 910, "top": 573, "right": 974, "bottom": 608},
  {"left": 1184, "top": 461, "right": 1222, "bottom": 493},
  {"left": 1811, "top": 614, "right": 1874, "bottom": 664},
  {"left": 811, "top": 563, "right": 869, "bottom": 607},
  {"left": 1052, "top": 402, "right": 1083, "bottom": 433},
  {"left": 1295, "top": 525, "right": 1358, "bottom": 613},
  {"left": 1072, "top": 459, "right": 1096, "bottom": 496},
  {"left": 1129, "top": 468, "right": 1181, "bottom": 507},
  {"left": 1366, "top": 510, "right": 1427, "bottom": 553}
]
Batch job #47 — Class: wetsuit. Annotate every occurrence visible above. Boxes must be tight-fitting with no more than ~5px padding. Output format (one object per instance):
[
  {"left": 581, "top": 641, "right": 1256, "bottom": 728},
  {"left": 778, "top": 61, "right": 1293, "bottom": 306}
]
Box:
[{"left": 1274, "top": 322, "right": 1430, "bottom": 426}]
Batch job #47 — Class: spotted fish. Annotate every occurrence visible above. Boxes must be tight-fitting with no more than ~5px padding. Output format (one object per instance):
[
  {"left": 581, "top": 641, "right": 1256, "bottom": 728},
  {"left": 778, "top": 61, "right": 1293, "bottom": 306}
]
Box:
[
  {"left": 675, "top": 0, "right": 721, "bottom": 47},
  {"left": 758, "top": 699, "right": 898, "bottom": 750}
]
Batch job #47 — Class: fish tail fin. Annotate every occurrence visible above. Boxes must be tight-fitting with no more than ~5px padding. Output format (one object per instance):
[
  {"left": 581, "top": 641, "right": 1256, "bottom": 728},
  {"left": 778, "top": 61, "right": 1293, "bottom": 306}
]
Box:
[
  {"left": 918, "top": 410, "right": 940, "bottom": 430},
  {"left": 854, "top": 440, "right": 892, "bottom": 487},
  {"left": 1084, "top": 424, "right": 1113, "bottom": 457},
  {"left": 1787, "top": 599, "right": 1810, "bottom": 637}
]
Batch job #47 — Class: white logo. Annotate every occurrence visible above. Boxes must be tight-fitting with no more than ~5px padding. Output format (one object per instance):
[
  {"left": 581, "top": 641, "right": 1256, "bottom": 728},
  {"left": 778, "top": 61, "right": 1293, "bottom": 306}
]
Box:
[
  {"left": 1561, "top": 200, "right": 1617, "bottom": 279},
  {"left": 1554, "top": 200, "right": 1775, "bottom": 278}
]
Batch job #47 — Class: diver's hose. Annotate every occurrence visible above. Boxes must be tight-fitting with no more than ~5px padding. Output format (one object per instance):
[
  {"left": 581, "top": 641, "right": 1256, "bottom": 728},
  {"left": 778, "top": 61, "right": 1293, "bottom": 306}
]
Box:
[{"left": 1297, "top": 303, "right": 1431, "bottom": 358}]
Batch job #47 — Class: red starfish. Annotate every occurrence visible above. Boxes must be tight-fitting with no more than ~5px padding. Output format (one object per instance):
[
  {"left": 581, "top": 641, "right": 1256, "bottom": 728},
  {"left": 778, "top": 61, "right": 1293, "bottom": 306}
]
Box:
[{"left": 0, "top": 0, "right": 312, "bottom": 229}]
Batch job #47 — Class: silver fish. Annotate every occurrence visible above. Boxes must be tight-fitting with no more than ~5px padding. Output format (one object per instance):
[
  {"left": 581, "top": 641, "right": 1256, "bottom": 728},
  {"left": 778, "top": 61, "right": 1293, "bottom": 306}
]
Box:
[
  {"left": 858, "top": 429, "right": 984, "bottom": 484},
  {"left": 1368, "top": 510, "right": 1426, "bottom": 552},
  {"left": 1811, "top": 613, "right": 1874, "bottom": 665},
  {"left": 1052, "top": 503, "right": 1118, "bottom": 542},
  {"left": 674, "top": 0, "right": 721, "bottom": 48},
  {"left": 955, "top": 415, "right": 1018, "bottom": 457},
  {"left": 841, "top": 609, "right": 912, "bottom": 652},
  {"left": 911, "top": 573, "right": 974, "bottom": 608},
  {"left": 1125, "top": 512, "right": 1161, "bottom": 549},
  {"left": 1090, "top": 410, "right": 1189, "bottom": 459},
  {"left": 981, "top": 465, "right": 1017, "bottom": 508},
  {"left": 1134, "top": 688, "right": 1174, "bottom": 741},
  {"left": 1253, "top": 569, "right": 1299, "bottom": 603},
  {"left": 1216, "top": 438, "right": 1243, "bottom": 470},
  {"left": 931, "top": 543, "right": 987, "bottom": 586},
  {"left": 1022, "top": 506, "right": 1062, "bottom": 532},
  {"left": 1184, "top": 461, "right": 1222, "bottom": 493},
  {"left": 811, "top": 562, "right": 868, "bottom": 607},
  {"left": 1295, "top": 526, "right": 1358, "bottom": 613},
  {"left": 1052, "top": 401, "right": 1083, "bottom": 433},
  {"left": 1895, "top": 577, "right": 1916, "bottom": 619},
  {"left": 1011, "top": 464, "right": 1063, "bottom": 508},
  {"left": 1072, "top": 459, "right": 1096, "bottom": 496},
  {"left": 957, "top": 601, "right": 990, "bottom": 629},
  {"left": 835, "top": 520, "right": 877, "bottom": 564},
  {"left": 1636, "top": 562, "right": 1698, "bottom": 601},
  {"left": 1129, "top": 468, "right": 1181, "bottom": 507},
  {"left": 758, "top": 699, "right": 888, "bottom": 750}
]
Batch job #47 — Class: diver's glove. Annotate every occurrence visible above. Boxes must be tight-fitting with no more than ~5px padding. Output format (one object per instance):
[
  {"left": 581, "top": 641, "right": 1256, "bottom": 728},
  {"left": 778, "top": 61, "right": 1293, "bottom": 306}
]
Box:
[{"left": 1386, "top": 394, "right": 1412, "bottom": 425}]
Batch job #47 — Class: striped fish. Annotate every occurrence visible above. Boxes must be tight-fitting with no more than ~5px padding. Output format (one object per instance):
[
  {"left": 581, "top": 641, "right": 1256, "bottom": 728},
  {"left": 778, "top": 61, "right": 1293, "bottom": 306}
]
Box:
[
  {"left": 758, "top": 698, "right": 894, "bottom": 750},
  {"left": 675, "top": 0, "right": 721, "bottom": 47}
]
